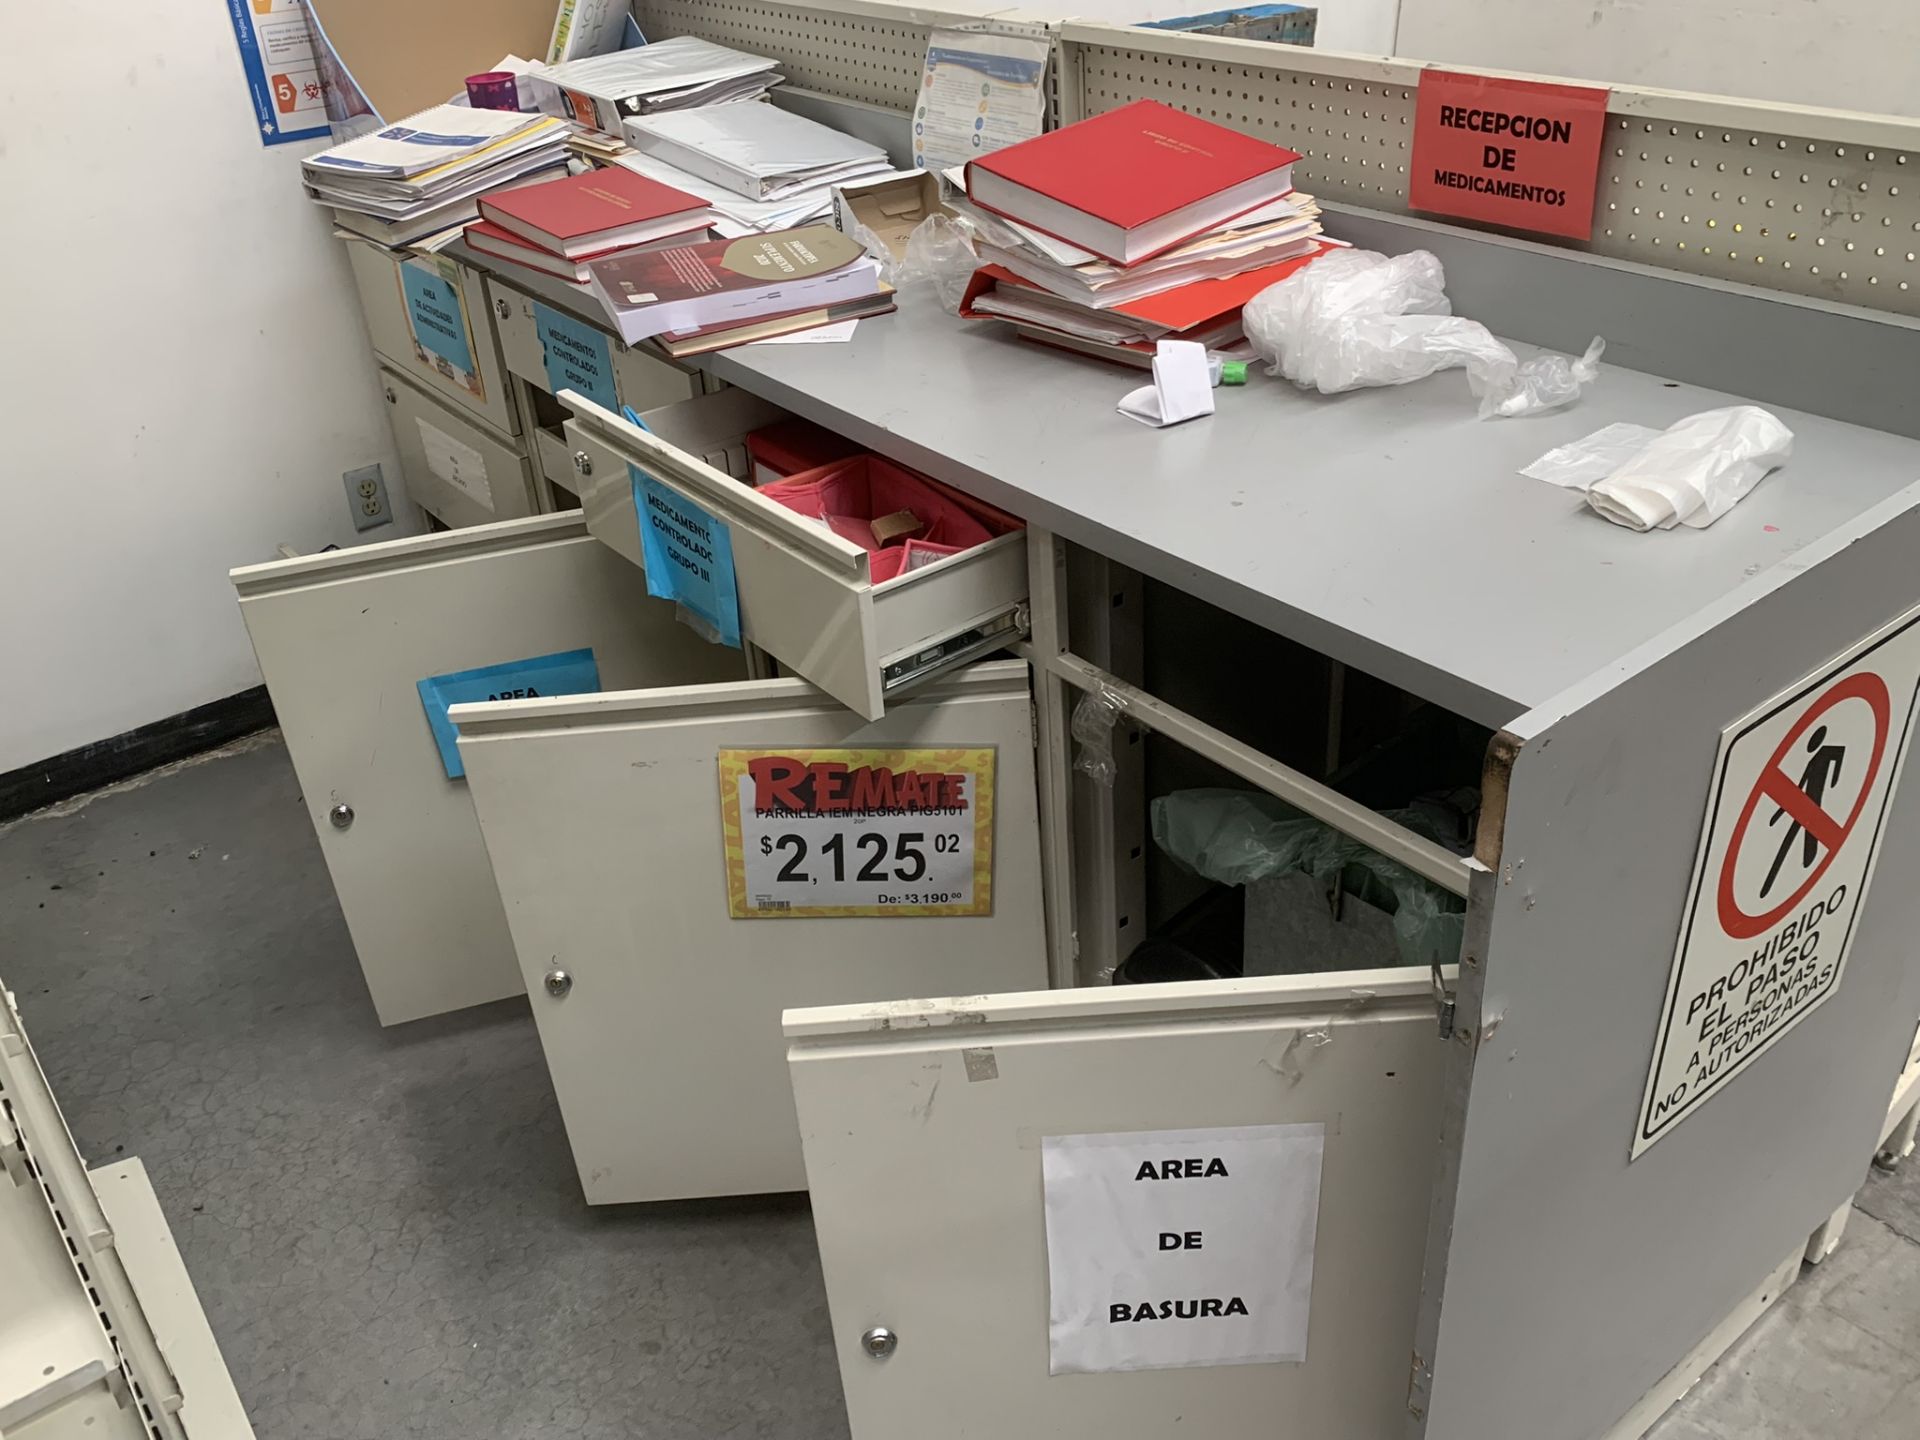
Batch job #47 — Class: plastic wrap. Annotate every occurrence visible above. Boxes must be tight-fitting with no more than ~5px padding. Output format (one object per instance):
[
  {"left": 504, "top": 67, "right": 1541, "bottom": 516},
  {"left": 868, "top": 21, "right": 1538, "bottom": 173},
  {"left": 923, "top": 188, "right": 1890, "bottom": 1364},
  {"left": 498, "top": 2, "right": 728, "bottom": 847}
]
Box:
[
  {"left": 1070, "top": 688, "right": 1125, "bottom": 787},
  {"left": 1242, "top": 248, "right": 1600, "bottom": 418},
  {"left": 1587, "top": 406, "right": 1794, "bottom": 531},
  {"left": 1152, "top": 788, "right": 1466, "bottom": 970},
  {"left": 895, "top": 212, "right": 981, "bottom": 315}
]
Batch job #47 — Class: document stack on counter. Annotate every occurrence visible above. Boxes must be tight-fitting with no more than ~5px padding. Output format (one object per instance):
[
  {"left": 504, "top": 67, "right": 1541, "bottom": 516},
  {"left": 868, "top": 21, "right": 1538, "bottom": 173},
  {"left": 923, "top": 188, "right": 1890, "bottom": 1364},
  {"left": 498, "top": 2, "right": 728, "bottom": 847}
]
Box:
[
  {"left": 304, "top": 105, "right": 571, "bottom": 247},
  {"left": 616, "top": 101, "right": 892, "bottom": 235},
  {"left": 952, "top": 100, "right": 1334, "bottom": 366},
  {"left": 532, "top": 37, "right": 783, "bottom": 132},
  {"left": 463, "top": 168, "right": 716, "bottom": 284},
  {"left": 587, "top": 225, "right": 893, "bottom": 357}
]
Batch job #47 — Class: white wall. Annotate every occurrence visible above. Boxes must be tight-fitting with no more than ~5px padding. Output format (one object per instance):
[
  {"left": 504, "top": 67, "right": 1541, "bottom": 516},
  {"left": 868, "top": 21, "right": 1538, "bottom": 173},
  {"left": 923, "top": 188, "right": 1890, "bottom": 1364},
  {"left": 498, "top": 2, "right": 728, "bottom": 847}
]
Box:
[
  {"left": 1042, "top": 0, "right": 1402, "bottom": 56},
  {"left": 1394, "top": 0, "right": 1920, "bottom": 115},
  {"left": 0, "top": 3, "right": 409, "bottom": 774}
]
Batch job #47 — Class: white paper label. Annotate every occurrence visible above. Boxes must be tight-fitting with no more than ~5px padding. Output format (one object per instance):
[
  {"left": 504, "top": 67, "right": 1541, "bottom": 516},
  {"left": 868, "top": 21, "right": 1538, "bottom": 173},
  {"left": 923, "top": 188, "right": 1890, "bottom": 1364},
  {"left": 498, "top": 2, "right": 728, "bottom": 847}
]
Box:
[
  {"left": 1635, "top": 602, "right": 1920, "bottom": 1157},
  {"left": 414, "top": 417, "right": 493, "bottom": 511},
  {"left": 1041, "top": 1123, "right": 1325, "bottom": 1374}
]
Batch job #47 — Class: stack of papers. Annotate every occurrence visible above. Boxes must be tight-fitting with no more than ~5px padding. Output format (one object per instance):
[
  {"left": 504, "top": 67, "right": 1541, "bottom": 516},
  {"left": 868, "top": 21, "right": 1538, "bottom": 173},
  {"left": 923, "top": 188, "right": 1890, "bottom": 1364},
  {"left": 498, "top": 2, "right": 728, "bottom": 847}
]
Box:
[
  {"left": 610, "top": 151, "right": 835, "bottom": 235},
  {"left": 946, "top": 160, "right": 1335, "bottom": 367},
  {"left": 304, "top": 105, "right": 571, "bottom": 243},
  {"left": 623, "top": 102, "right": 891, "bottom": 202},
  {"left": 531, "top": 37, "right": 782, "bottom": 132}
]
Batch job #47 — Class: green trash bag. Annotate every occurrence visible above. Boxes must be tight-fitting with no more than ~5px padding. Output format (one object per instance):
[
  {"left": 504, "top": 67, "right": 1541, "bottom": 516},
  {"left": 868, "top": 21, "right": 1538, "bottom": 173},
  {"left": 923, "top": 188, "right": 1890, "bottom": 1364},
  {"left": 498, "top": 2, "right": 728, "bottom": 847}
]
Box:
[{"left": 1151, "top": 788, "right": 1467, "bottom": 970}]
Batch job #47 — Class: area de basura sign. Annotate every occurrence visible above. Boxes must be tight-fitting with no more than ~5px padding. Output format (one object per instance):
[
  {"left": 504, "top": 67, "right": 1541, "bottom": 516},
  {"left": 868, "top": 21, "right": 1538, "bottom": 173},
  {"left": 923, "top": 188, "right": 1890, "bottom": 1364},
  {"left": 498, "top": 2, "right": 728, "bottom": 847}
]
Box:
[{"left": 1409, "top": 70, "right": 1609, "bottom": 240}]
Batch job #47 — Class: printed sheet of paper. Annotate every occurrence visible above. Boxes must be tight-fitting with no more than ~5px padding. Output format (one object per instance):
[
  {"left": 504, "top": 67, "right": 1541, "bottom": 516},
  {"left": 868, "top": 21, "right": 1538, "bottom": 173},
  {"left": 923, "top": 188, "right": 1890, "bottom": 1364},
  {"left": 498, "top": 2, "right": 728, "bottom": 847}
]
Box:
[{"left": 913, "top": 28, "right": 1049, "bottom": 172}]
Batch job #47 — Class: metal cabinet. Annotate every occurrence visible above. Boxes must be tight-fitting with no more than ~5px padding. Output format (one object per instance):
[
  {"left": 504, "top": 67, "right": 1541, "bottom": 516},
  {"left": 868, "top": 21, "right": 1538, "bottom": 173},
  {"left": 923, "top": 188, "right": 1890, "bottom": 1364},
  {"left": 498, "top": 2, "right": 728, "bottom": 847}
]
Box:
[
  {"left": 378, "top": 367, "right": 542, "bottom": 529},
  {"left": 774, "top": 496, "right": 1920, "bottom": 1440},
  {"left": 1, "top": 983, "right": 253, "bottom": 1440},
  {"left": 344, "top": 242, "right": 519, "bottom": 438},
  {"left": 231, "top": 513, "right": 744, "bottom": 1026},
  {"left": 454, "top": 660, "right": 1049, "bottom": 1203},
  {"left": 564, "top": 392, "right": 1032, "bottom": 721},
  {"left": 490, "top": 277, "right": 702, "bottom": 418}
]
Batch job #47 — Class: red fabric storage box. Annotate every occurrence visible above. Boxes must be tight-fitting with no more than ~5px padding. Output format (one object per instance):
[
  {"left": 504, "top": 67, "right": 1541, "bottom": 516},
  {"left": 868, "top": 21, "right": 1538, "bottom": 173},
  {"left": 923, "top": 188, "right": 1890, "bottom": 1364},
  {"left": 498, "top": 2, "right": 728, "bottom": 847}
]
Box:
[{"left": 756, "top": 455, "right": 1023, "bottom": 583}]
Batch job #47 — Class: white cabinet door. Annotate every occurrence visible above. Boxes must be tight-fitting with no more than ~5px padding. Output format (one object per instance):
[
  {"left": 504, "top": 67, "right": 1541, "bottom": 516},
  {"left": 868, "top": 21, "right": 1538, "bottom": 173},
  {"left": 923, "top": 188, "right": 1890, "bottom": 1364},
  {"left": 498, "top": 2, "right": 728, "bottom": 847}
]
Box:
[
  {"left": 455, "top": 660, "right": 1049, "bottom": 1203},
  {"left": 231, "top": 514, "right": 744, "bottom": 1025},
  {"left": 784, "top": 972, "right": 1443, "bottom": 1440}
]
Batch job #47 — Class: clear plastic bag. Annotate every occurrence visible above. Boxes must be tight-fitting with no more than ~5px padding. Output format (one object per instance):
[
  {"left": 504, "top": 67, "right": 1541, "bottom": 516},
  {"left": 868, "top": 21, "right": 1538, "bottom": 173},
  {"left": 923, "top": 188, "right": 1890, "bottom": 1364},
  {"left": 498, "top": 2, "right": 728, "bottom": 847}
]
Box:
[
  {"left": 1584, "top": 406, "right": 1794, "bottom": 531},
  {"left": 1151, "top": 788, "right": 1467, "bottom": 970},
  {"left": 1242, "top": 248, "right": 1601, "bottom": 419},
  {"left": 1070, "top": 688, "right": 1124, "bottom": 787},
  {"left": 897, "top": 212, "right": 981, "bottom": 315}
]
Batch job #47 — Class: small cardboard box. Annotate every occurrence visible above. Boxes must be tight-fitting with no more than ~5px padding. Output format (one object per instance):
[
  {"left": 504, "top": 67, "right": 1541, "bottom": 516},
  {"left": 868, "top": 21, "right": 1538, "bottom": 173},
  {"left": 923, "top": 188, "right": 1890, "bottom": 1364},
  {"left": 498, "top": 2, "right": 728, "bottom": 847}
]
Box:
[{"left": 831, "top": 170, "right": 954, "bottom": 260}]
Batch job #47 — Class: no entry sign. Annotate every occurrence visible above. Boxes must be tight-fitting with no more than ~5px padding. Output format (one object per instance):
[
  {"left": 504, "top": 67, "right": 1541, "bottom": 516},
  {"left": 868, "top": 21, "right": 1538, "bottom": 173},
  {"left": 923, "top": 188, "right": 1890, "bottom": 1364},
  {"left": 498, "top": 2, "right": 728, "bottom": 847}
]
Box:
[{"left": 1635, "top": 604, "right": 1920, "bottom": 1158}]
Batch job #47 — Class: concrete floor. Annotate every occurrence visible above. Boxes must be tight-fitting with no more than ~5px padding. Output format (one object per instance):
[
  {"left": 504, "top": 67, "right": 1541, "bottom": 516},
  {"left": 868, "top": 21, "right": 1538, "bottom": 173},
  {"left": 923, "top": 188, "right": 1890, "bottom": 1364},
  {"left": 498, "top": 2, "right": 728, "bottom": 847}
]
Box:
[{"left": 1, "top": 733, "right": 1915, "bottom": 1438}]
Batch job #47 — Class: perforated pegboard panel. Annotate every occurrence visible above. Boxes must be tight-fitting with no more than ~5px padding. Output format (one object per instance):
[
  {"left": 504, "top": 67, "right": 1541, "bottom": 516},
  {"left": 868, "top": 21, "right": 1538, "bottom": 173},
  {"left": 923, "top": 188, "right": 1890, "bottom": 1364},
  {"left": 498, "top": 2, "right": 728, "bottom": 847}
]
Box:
[
  {"left": 1061, "top": 21, "right": 1920, "bottom": 318},
  {"left": 635, "top": 0, "right": 990, "bottom": 111}
]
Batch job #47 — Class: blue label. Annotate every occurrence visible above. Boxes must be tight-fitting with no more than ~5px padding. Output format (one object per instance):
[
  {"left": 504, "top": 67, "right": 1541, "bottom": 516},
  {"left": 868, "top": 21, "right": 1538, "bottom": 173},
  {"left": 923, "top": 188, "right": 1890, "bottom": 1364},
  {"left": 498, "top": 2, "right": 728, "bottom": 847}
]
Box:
[
  {"left": 402, "top": 263, "right": 474, "bottom": 376},
  {"left": 535, "top": 302, "right": 618, "bottom": 411},
  {"left": 415, "top": 648, "right": 601, "bottom": 779},
  {"left": 630, "top": 467, "right": 742, "bottom": 648}
]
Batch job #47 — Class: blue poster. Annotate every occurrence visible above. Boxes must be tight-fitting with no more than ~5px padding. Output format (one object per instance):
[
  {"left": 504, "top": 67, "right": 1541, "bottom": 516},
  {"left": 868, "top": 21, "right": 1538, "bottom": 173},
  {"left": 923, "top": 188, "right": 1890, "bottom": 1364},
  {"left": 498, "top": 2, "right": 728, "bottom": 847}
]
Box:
[
  {"left": 535, "top": 302, "right": 619, "bottom": 412},
  {"left": 415, "top": 648, "right": 601, "bottom": 779},
  {"left": 630, "top": 467, "right": 743, "bottom": 648},
  {"left": 402, "top": 264, "right": 475, "bottom": 375},
  {"left": 223, "top": 0, "right": 330, "bottom": 146}
]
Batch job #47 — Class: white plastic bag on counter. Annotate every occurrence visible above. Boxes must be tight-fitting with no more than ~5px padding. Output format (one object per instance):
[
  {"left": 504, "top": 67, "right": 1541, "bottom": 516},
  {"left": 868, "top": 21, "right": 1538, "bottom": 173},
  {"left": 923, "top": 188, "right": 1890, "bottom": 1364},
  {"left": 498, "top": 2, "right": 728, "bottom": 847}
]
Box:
[
  {"left": 1584, "top": 407, "right": 1794, "bottom": 531},
  {"left": 1242, "top": 248, "right": 1601, "bottom": 418}
]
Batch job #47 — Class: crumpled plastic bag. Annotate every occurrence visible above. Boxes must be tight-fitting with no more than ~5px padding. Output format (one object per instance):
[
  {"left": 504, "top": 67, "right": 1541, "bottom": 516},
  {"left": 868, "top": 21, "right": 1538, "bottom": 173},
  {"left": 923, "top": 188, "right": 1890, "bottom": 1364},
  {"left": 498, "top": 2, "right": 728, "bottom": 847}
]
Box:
[
  {"left": 1151, "top": 788, "right": 1467, "bottom": 971},
  {"left": 1524, "top": 406, "right": 1794, "bottom": 531},
  {"left": 1243, "top": 248, "right": 1602, "bottom": 419},
  {"left": 850, "top": 211, "right": 981, "bottom": 315}
]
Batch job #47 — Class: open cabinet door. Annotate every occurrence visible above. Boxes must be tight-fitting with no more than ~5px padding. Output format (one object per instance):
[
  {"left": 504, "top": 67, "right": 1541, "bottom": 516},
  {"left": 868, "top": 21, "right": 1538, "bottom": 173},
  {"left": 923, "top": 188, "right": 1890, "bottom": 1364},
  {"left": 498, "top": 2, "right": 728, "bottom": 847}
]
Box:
[
  {"left": 232, "top": 515, "right": 742, "bottom": 1025},
  {"left": 784, "top": 972, "right": 1445, "bottom": 1439},
  {"left": 1413, "top": 492, "right": 1920, "bottom": 1440},
  {"left": 1, "top": 981, "right": 254, "bottom": 1439},
  {"left": 454, "top": 660, "right": 1049, "bottom": 1203}
]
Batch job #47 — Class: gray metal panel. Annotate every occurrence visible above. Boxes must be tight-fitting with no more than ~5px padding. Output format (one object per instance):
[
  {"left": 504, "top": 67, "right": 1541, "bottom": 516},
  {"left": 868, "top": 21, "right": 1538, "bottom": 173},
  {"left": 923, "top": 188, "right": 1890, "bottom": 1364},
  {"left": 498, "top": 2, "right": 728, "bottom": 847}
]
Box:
[
  {"left": 1412, "top": 486, "right": 1920, "bottom": 1440},
  {"left": 710, "top": 289, "right": 1920, "bottom": 728},
  {"left": 1329, "top": 206, "right": 1920, "bottom": 440}
]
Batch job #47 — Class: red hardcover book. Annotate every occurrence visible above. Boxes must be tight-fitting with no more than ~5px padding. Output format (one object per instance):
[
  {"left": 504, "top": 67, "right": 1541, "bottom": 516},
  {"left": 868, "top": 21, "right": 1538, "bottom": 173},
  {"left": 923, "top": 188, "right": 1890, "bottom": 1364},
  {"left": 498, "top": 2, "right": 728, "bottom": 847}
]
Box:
[
  {"left": 965, "top": 100, "right": 1300, "bottom": 266},
  {"left": 477, "top": 167, "right": 711, "bottom": 258},
  {"left": 463, "top": 219, "right": 712, "bottom": 283}
]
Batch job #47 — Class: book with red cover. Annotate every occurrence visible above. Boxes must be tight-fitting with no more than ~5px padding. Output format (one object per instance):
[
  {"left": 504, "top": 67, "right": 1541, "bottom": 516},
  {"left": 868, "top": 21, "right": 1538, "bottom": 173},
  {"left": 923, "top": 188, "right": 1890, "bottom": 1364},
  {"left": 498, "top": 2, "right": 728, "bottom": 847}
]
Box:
[
  {"left": 588, "top": 226, "right": 877, "bottom": 343},
  {"left": 476, "top": 167, "right": 710, "bottom": 258},
  {"left": 965, "top": 100, "right": 1300, "bottom": 266},
  {"left": 463, "top": 219, "right": 712, "bottom": 283},
  {"left": 960, "top": 243, "right": 1333, "bottom": 335}
]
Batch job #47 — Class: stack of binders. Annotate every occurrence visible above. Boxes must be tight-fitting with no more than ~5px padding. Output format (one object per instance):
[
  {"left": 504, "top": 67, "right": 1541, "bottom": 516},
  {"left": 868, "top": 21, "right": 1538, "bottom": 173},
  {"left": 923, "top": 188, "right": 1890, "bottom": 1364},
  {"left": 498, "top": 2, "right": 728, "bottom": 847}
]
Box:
[{"left": 953, "top": 99, "right": 1334, "bottom": 366}]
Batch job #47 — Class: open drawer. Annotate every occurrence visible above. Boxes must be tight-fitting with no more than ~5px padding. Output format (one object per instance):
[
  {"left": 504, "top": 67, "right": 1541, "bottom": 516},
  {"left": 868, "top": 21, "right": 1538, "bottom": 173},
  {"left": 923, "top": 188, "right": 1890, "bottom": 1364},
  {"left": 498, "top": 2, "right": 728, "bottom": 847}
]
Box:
[{"left": 562, "top": 388, "right": 1030, "bottom": 721}]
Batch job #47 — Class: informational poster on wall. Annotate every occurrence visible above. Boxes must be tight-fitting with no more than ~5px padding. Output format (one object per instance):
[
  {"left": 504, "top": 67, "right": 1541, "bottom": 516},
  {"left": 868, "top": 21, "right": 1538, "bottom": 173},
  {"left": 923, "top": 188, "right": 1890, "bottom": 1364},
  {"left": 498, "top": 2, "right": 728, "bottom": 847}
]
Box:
[
  {"left": 913, "top": 28, "right": 1050, "bottom": 172},
  {"left": 223, "top": 0, "right": 332, "bottom": 145},
  {"left": 1041, "top": 1123, "right": 1325, "bottom": 1373},
  {"left": 1635, "top": 602, "right": 1920, "bottom": 1158},
  {"left": 1408, "top": 70, "right": 1609, "bottom": 240},
  {"left": 717, "top": 747, "right": 997, "bottom": 918}
]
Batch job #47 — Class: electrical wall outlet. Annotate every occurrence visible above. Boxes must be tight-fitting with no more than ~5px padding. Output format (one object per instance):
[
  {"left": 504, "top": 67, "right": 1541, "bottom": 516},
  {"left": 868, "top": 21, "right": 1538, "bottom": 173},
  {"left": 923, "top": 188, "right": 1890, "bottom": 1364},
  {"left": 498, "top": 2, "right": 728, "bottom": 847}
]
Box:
[{"left": 343, "top": 463, "right": 393, "bottom": 532}]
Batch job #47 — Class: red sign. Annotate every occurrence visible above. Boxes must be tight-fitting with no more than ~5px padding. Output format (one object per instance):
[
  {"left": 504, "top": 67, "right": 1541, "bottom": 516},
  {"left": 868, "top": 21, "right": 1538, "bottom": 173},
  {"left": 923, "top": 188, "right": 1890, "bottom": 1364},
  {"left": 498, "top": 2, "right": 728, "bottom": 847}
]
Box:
[
  {"left": 1408, "top": 71, "right": 1609, "bottom": 240},
  {"left": 1715, "top": 672, "right": 1892, "bottom": 939}
]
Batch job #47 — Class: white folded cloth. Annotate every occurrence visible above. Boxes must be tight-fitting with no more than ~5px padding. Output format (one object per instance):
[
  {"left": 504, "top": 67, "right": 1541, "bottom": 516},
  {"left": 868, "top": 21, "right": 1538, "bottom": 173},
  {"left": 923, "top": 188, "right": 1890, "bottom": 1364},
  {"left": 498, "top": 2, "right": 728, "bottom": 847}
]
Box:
[{"left": 1118, "top": 340, "right": 1216, "bottom": 428}]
